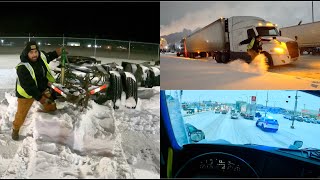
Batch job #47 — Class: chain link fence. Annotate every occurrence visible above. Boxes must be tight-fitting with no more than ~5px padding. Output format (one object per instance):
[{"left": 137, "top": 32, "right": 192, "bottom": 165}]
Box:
[{"left": 0, "top": 36, "right": 160, "bottom": 61}]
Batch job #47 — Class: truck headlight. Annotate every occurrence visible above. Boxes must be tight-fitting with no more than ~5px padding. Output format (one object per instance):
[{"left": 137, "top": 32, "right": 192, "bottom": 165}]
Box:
[{"left": 272, "top": 47, "right": 285, "bottom": 54}]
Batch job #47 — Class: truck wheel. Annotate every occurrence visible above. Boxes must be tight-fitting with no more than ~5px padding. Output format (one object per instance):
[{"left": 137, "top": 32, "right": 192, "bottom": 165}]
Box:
[
  {"left": 221, "top": 53, "right": 229, "bottom": 64},
  {"left": 145, "top": 69, "right": 153, "bottom": 88},
  {"left": 108, "top": 73, "right": 123, "bottom": 109},
  {"left": 215, "top": 53, "right": 221, "bottom": 63},
  {"left": 121, "top": 72, "right": 138, "bottom": 109},
  {"left": 150, "top": 67, "right": 160, "bottom": 86},
  {"left": 94, "top": 72, "right": 122, "bottom": 109},
  {"left": 262, "top": 52, "right": 273, "bottom": 67}
]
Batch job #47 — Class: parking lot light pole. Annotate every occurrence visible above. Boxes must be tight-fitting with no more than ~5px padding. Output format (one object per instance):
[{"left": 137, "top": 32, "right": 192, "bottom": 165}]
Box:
[
  {"left": 291, "top": 91, "right": 299, "bottom": 129},
  {"left": 265, "top": 91, "right": 269, "bottom": 117}
]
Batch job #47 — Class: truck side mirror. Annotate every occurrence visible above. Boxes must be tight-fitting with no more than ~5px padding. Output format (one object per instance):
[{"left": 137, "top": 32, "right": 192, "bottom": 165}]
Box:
[
  {"left": 190, "top": 131, "right": 205, "bottom": 142},
  {"left": 293, "top": 140, "right": 303, "bottom": 148}
]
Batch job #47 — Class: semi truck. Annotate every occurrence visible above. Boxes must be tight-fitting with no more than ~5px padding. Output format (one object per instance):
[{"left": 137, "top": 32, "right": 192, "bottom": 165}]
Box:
[
  {"left": 177, "top": 16, "right": 300, "bottom": 66},
  {"left": 279, "top": 21, "right": 320, "bottom": 55},
  {"left": 240, "top": 103, "right": 255, "bottom": 120}
]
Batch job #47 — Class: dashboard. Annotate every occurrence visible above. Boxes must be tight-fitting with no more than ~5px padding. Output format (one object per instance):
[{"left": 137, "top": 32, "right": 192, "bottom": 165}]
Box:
[{"left": 173, "top": 143, "right": 320, "bottom": 178}]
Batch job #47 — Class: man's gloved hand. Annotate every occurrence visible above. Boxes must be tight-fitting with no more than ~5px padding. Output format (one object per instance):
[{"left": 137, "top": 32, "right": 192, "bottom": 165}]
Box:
[
  {"left": 39, "top": 95, "right": 49, "bottom": 104},
  {"left": 43, "top": 89, "right": 51, "bottom": 98},
  {"left": 55, "top": 47, "right": 69, "bottom": 57}
]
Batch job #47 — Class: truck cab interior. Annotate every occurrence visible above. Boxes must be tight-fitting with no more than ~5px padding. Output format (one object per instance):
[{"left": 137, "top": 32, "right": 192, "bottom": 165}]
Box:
[{"left": 161, "top": 90, "right": 320, "bottom": 178}]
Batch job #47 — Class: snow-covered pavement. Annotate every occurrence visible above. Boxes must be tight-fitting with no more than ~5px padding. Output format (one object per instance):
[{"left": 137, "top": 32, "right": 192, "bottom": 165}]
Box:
[
  {"left": 160, "top": 54, "right": 320, "bottom": 90},
  {"left": 184, "top": 110, "right": 320, "bottom": 149}
]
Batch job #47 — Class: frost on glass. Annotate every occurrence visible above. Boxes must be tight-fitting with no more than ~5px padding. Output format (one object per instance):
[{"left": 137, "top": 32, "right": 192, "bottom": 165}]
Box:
[{"left": 166, "top": 90, "right": 189, "bottom": 146}]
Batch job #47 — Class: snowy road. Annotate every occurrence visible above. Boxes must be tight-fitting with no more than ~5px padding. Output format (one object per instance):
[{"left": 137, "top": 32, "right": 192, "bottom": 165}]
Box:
[
  {"left": 184, "top": 111, "right": 320, "bottom": 149},
  {"left": 161, "top": 54, "right": 320, "bottom": 90},
  {"left": 269, "top": 55, "right": 320, "bottom": 80}
]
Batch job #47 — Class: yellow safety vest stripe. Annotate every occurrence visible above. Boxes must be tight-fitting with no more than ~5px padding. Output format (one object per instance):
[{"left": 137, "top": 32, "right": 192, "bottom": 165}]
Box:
[
  {"left": 247, "top": 38, "right": 255, "bottom": 50},
  {"left": 16, "top": 52, "right": 55, "bottom": 98}
]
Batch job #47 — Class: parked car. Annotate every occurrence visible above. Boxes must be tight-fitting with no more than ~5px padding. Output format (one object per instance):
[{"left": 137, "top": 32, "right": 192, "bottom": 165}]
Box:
[
  {"left": 256, "top": 117, "right": 279, "bottom": 132},
  {"left": 309, "top": 118, "right": 317, "bottom": 124},
  {"left": 221, "top": 109, "right": 228, "bottom": 114},
  {"left": 185, "top": 123, "right": 205, "bottom": 143},
  {"left": 295, "top": 116, "right": 304, "bottom": 122},
  {"left": 231, "top": 113, "right": 239, "bottom": 119},
  {"left": 304, "top": 118, "right": 311, "bottom": 123},
  {"left": 215, "top": 109, "right": 220, "bottom": 114},
  {"left": 284, "top": 114, "right": 294, "bottom": 120}
]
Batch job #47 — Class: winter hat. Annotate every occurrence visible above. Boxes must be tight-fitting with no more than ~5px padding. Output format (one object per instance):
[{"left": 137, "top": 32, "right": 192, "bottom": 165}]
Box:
[
  {"left": 23, "top": 41, "right": 39, "bottom": 55},
  {"left": 25, "top": 41, "right": 39, "bottom": 52}
]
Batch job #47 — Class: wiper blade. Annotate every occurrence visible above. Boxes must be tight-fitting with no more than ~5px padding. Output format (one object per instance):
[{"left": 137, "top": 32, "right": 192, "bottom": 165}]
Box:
[
  {"left": 279, "top": 148, "right": 320, "bottom": 161},
  {"left": 301, "top": 148, "right": 320, "bottom": 159}
]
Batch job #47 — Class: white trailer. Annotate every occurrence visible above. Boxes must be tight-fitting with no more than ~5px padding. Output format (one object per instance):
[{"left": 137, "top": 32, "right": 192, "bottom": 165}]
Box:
[
  {"left": 180, "top": 16, "right": 299, "bottom": 66},
  {"left": 279, "top": 21, "right": 320, "bottom": 55}
]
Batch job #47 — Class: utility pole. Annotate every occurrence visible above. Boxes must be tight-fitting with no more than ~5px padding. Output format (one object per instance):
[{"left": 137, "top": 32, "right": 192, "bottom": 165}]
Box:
[
  {"left": 312, "top": 1, "right": 314, "bottom": 23},
  {"left": 265, "top": 91, "right": 268, "bottom": 117},
  {"left": 291, "top": 90, "right": 299, "bottom": 129}
]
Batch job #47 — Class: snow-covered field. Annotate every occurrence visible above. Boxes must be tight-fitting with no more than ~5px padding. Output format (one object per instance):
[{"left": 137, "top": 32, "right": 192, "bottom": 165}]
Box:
[
  {"left": 161, "top": 54, "right": 320, "bottom": 90},
  {"left": 0, "top": 55, "right": 160, "bottom": 178},
  {"left": 184, "top": 110, "right": 320, "bottom": 149}
]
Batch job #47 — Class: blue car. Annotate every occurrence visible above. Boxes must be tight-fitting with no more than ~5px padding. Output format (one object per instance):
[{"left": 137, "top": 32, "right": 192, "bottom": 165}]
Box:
[{"left": 256, "top": 117, "right": 279, "bottom": 132}]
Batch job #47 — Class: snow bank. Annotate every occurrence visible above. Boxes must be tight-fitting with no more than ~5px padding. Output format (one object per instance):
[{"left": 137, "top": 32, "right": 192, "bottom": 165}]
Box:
[
  {"left": 0, "top": 69, "right": 17, "bottom": 89},
  {"left": 0, "top": 88, "right": 159, "bottom": 179}
]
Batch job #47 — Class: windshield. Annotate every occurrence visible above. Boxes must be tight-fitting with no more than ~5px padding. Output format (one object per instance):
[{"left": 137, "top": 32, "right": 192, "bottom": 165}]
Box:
[
  {"left": 256, "top": 27, "right": 279, "bottom": 36},
  {"left": 165, "top": 90, "right": 320, "bottom": 149}
]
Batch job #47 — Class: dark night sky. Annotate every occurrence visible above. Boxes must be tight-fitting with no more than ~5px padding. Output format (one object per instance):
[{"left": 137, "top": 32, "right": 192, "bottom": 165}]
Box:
[{"left": 0, "top": 2, "right": 159, "bottom": 43}]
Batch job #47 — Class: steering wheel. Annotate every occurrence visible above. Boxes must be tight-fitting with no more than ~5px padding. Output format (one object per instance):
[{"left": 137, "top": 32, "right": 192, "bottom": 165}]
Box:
[{"left": 174, "top": 152, "right": 259, "bottom": 178}]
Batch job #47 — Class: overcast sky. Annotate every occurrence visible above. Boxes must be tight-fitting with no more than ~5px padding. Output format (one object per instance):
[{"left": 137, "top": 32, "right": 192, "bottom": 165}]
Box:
[
  {"left": 166, "top": 90, "right": 320, "bottom": 112},
  {"left": 160, "top": 1, "right": 319, "bottom": 36}
]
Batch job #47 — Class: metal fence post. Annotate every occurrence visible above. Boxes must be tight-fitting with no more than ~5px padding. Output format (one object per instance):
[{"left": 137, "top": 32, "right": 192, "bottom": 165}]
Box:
[
  {"left": 94, "top": 37, "right": 97, "bottom": 58},
  {"left": 128, "top": 41, "right": 131, "bottom": 60},
  {"left": 63, "top": 34, "right": 65, "bottom": 47}
]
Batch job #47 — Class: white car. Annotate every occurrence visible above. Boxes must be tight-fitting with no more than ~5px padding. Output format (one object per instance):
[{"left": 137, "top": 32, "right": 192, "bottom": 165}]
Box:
[
  {"left": 256, "top": 117, "right": 279, "bottom": 132},
  {"left": 231, "top": 113, "right": 239, "bottom": 119}
]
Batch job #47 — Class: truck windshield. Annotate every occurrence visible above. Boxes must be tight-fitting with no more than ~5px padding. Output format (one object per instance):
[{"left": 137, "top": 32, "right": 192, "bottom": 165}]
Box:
[{"left": 256, "top": 27, "right": 279, "bottom": 36}]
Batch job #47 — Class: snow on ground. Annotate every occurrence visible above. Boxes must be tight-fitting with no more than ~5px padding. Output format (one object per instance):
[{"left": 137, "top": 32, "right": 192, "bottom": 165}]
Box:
[
  {"left": 161, "top": 54, "right": 320, "bottom": 90},
  {"left": 0, "top": 88, "right": 160, "bottom": 179},
  {"left": 0, "top": 54, "right": 160, "bottom": 178},
  {"left": 184, "top": 110, "right": 320, "bottom": 149}
]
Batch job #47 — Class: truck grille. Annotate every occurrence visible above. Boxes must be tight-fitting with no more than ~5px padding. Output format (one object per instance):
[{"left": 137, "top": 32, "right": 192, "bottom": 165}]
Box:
[{"left": 286, "top": 41, "right": 299, "bottom": 58}]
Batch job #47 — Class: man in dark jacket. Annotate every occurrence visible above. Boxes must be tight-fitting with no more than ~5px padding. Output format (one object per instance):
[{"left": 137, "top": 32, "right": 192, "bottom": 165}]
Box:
[
  {"left": 12, "top": 41, "right": 63, "bottom": 140},
  {"left": 239, "top": 35, "right": 263, "bottom": 60}
]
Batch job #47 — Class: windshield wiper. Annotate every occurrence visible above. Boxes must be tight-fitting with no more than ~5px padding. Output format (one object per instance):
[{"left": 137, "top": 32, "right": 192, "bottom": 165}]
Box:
[
  {"left": 300, "top": 148, "right": 320, "bottom": 161},
  {"left": 278, "top": 148, "right": 320, "bottom": 161}
]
